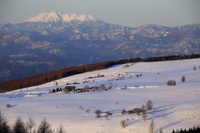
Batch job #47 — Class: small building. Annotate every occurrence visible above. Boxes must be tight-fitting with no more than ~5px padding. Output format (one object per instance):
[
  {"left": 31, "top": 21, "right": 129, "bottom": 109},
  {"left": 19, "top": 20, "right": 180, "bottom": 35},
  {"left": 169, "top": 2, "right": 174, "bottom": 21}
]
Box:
[{"left": 62, "top": 86, "right": 76, "bottom": 93}]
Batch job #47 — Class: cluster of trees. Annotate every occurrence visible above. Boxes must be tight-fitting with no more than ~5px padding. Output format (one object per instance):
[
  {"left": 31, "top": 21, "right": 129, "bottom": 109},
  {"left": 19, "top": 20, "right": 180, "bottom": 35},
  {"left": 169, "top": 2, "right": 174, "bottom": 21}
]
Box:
[
  {"left": 1, "top": 54, "right": 200, "bottom": 93},
  {"left": 0, "top": 111, "right": 66, "bottom": 133},
  {"left": 121, "top": 100, "right": 153, "bottom": 116},
  {"left": 167, "top": 76, "right": 187, "bottom": 86},
  {"left": 93, "top": 100, "right": 154, "bottom": 128},
  {"left": 172, "top": 126, "right": 200, "bottom": 133},
  {"left": 167, "top": 80, "right": 177, "bottom": 86},
  {"left": 93, "top": 109, "right": 113, "bottom": 120},
  {"left": 120, "top": 100, "right": 154, "bottom": 128},
  {"left": 49, "top": 88, "right": 62, "bottom": 93}
]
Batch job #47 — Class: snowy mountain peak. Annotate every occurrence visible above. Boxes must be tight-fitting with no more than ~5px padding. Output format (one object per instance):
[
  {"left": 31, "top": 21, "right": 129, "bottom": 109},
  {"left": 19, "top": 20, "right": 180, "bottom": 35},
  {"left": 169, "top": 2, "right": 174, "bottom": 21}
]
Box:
[{"left": 25, "top": 11, "right": 98, "bottom": 23}]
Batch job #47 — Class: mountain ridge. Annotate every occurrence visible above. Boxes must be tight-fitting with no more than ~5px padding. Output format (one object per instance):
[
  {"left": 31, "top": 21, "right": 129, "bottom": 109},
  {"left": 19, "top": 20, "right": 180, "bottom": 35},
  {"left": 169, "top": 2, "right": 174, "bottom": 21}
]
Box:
[{"left": 0, "top": 12, "right": 200, "bottom": 82}]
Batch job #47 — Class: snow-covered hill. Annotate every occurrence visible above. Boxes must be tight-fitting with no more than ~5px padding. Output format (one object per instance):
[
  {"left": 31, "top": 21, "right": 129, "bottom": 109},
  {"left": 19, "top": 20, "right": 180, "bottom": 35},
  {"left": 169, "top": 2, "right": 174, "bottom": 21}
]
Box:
[{"left": 0, "top": 59, "right": 200, "bottom": 133}]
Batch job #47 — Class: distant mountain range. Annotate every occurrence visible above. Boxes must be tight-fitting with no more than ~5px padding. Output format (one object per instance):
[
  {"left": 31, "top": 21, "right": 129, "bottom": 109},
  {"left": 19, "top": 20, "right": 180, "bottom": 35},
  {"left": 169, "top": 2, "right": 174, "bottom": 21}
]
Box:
[{"left": 0, "top": 11, "right": 200, "bottom": 82}]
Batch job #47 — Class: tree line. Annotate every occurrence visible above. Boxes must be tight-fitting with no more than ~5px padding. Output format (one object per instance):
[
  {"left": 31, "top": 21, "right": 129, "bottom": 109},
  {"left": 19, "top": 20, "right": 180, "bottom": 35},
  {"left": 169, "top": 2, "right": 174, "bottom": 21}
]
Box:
[
  {"left": 172, "top": 126, "right": 200, "bottom": 133},
  {"left": 0, "top": 54, "right": 200, "bottom": 93},
  {"left": 0, "top": 111, "right": 66, "bottom": 133},
  {"left": 1, "top": 110, "right": 199, "bottom": 133}
]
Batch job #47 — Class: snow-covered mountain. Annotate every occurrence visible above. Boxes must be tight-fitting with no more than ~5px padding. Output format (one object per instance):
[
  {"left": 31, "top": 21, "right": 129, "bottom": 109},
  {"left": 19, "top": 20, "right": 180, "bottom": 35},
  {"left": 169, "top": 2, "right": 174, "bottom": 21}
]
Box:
[
  {"left": 26, "top": 11, "right": 98, "bottom": 23},
  {"left": 0, "top": 58, "right": 200, "bottom": 133},
  {"left": 0, "top": 11, "right": 200, "bottom": 82}
]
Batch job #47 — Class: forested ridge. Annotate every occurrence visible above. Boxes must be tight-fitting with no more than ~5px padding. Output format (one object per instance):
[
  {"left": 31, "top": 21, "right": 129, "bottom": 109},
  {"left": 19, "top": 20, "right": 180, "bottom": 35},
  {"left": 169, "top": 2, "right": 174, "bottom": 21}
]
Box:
[{"left": 0, "top": 54, "right": 200, "bottom": 93}]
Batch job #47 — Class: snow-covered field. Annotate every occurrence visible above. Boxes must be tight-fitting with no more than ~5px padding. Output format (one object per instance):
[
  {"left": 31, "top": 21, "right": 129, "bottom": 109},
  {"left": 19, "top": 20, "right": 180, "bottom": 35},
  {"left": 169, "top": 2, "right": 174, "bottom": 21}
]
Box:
[{"left": 0, "top": 59, "right": 200, "bottom": 133}]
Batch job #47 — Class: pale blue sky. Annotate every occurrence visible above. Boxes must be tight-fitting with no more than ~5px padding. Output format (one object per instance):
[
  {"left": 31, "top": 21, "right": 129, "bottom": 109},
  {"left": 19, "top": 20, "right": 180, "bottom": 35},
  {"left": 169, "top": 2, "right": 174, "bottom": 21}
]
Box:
[{"left": 0, "top": 0, "right": 200, "bottom": 27}]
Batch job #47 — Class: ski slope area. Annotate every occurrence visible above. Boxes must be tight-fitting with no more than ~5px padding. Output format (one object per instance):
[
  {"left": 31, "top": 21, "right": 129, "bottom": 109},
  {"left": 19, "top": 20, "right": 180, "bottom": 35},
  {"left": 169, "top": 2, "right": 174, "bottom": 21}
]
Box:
[{"left": 0, "top": 58, "right": 200, "bottom": 133}]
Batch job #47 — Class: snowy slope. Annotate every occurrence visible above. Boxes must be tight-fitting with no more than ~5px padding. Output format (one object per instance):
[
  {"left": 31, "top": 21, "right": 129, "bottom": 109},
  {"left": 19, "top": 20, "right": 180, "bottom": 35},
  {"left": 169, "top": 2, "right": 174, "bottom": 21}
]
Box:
[{"left": 0, "top": 59, "right": 200, "bottom": 133}]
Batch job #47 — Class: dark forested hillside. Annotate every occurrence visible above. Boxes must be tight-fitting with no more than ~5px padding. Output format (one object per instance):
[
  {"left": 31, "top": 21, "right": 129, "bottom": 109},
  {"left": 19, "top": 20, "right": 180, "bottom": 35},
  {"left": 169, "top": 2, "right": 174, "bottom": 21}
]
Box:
[{"left": 0, "top": 54, "right": 200, "bottom": 93}]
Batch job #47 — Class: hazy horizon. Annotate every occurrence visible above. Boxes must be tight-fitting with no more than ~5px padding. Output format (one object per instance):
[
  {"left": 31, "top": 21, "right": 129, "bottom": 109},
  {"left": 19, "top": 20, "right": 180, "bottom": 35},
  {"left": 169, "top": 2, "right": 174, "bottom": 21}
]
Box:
[{"left": 0, "top": 0, "right": 200, "bottom": 28}]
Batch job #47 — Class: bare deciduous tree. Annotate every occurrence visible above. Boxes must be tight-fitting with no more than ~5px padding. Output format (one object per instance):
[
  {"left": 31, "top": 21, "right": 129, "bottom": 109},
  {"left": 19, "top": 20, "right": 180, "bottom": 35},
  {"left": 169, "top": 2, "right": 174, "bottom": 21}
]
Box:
[
  {"left": 99, "top": 84, "right": 106, "bottom": 91},
  {"left": 120, "top": 119, "right": 127, "bottom": 128},
  {"left": 26, "top": 117, "right": 36, "bottom": 133},
  {"left": 94, "top": 109, "right": 102, "bottom": 118},
  {"left": 149, "top": 120, "right": 155, "bottom": 133},
  {"left": 83, "top": 85, "right": 89, "bottom": 92},
  {"left": 159, "top": 128, "right": 163, "bottom": 133},
  {"left": 146, "top": 100, "right": 153, "bottom": 110},
  {"left": 121, "top": 110, "right": 126, "bottom": 115},
  {"left": 141, "top": 111, "right": 148, "bottom": 122},
  {"left": 141, "top": 104, "right": 147, "bottom": 112},
  {"left": 105, "top": 112, "right": 112, "bottom": 120},
  {"left": 85, "top": 109, "right": 90, "bottom": 113}
]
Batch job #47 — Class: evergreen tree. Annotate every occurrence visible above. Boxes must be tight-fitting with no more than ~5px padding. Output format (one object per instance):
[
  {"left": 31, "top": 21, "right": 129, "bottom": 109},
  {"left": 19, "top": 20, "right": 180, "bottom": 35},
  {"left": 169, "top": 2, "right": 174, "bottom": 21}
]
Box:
[
  {"left": 13, "top": 117, "right": 28, "bottom": 133},
  {"left": 181, "top": 76, "right": 186, "bottom": 82},
  {"left": 0, "top": 111, "right": 11, "bottom": 133},
  {"left": 57, "top": 124, "right": 66, "bottom": 133},
  {"left": 193, "top": 66, "right": 196, "bottom": 70},
  {"left": 37, "top": 118, "right": 53, "bottom": 133}
]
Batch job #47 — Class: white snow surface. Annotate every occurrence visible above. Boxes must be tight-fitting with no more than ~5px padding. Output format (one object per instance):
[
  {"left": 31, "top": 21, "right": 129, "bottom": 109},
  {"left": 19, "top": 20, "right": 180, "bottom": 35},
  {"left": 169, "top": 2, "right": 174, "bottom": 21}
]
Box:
[
  {"left": 26, "top": 11, "right": 98, "bottom": 23},
  {"left": 0, "top": 59, "right": 200, "bottom": 133}
]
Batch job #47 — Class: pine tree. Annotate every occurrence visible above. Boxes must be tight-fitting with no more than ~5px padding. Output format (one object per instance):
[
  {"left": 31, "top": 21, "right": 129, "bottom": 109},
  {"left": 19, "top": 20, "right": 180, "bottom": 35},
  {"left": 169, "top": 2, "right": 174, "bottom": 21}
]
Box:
[
  {"left": 57, "top": 124, "right": 66, "bottom": 133},
  {"left": 37, "top": 118, "right": 53, "bottom": 133},
  {"left": 181, "top": 76, "right": 186, "bottom": 82},
  {"left": 0, "top": 111, "right": 10, "bottom": 133},
  {"left": 193, "top": 66, "right": 196, "bottom": 70},
  {"left": 13, "top": 117, "right": 28, "bottom": 133}
]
